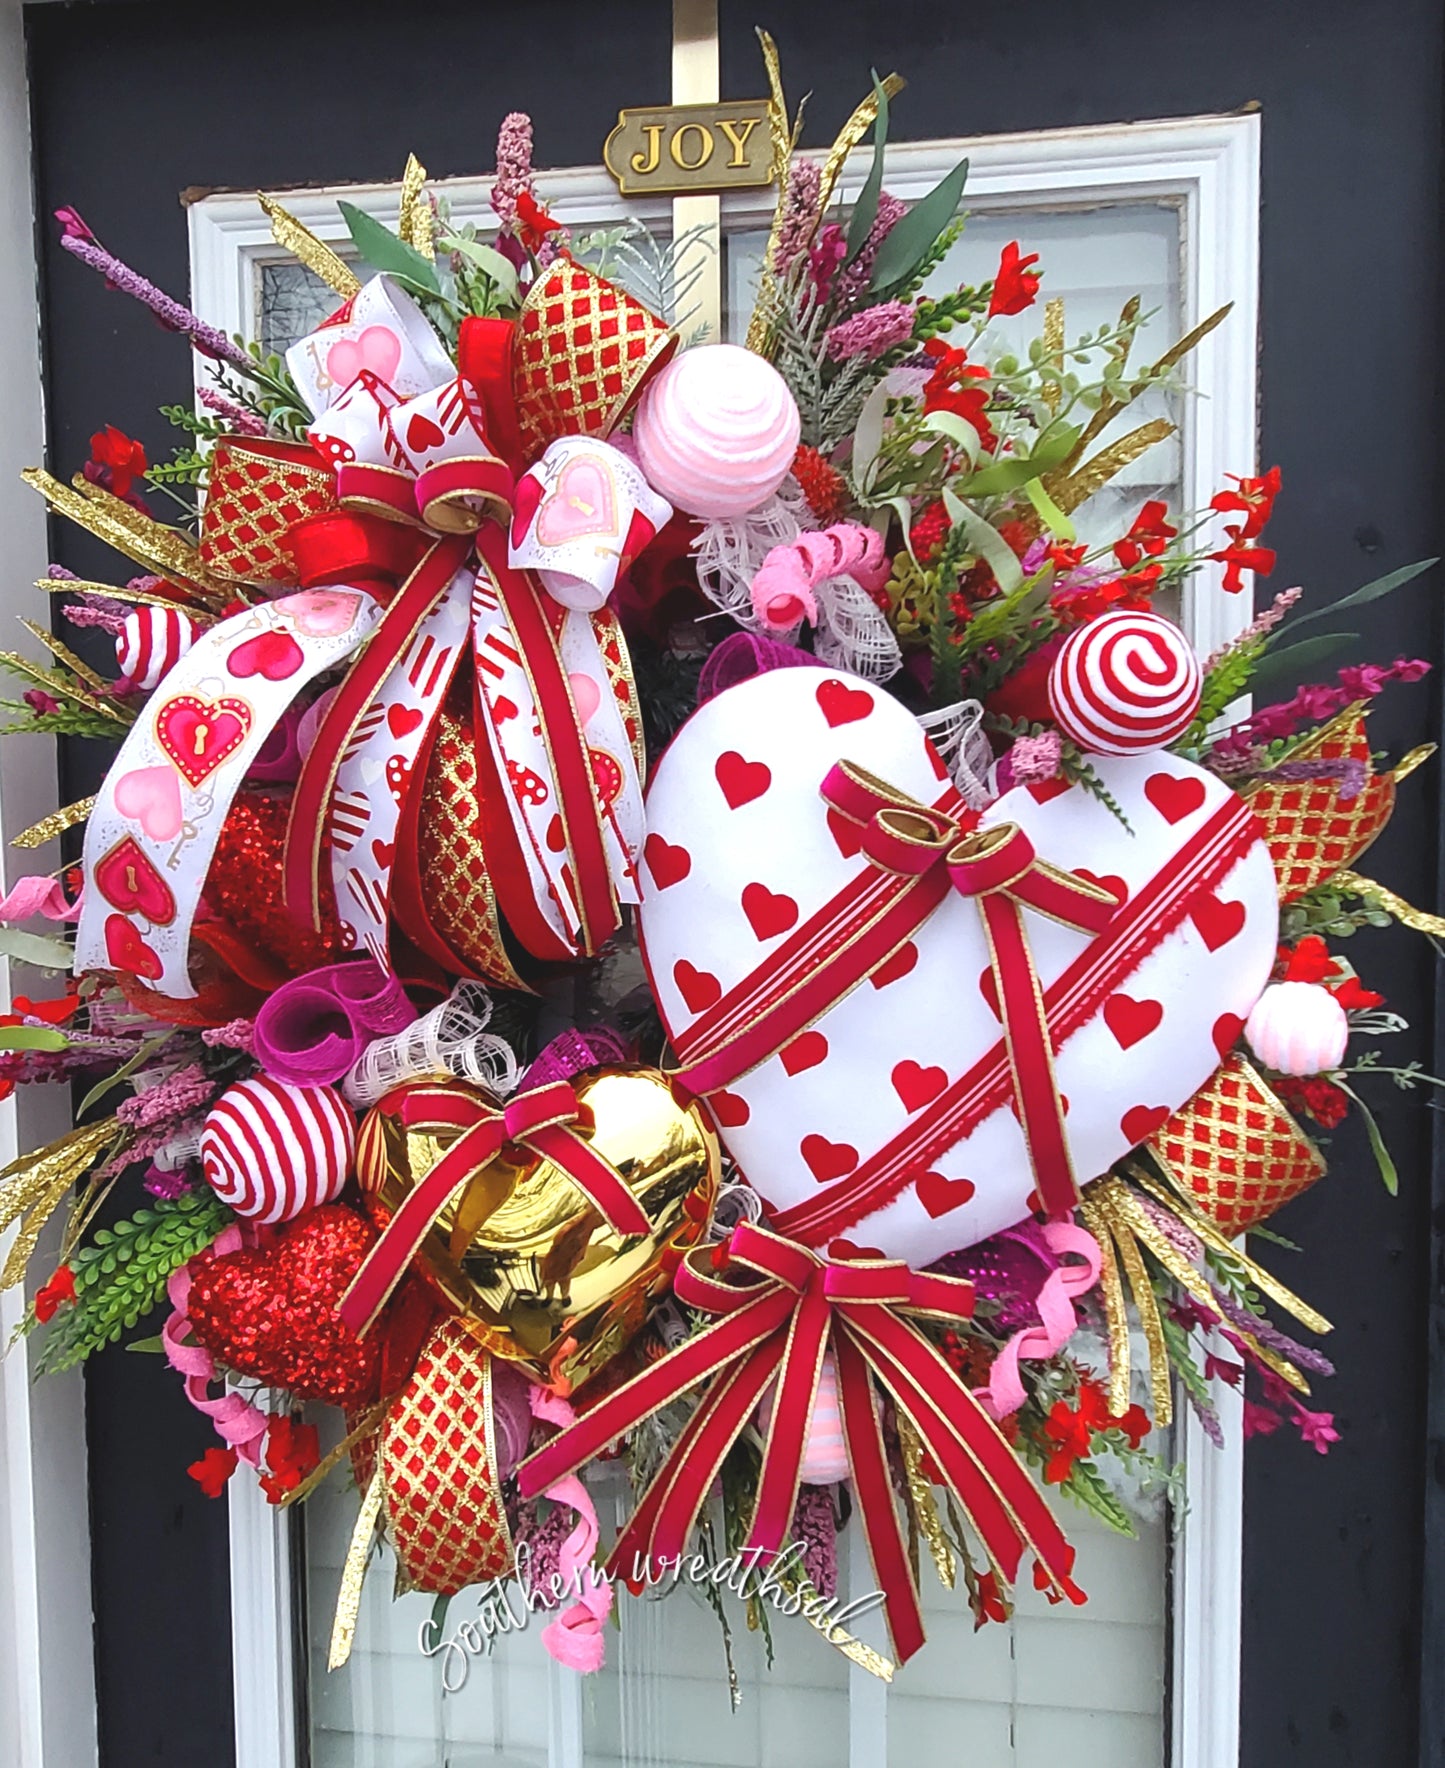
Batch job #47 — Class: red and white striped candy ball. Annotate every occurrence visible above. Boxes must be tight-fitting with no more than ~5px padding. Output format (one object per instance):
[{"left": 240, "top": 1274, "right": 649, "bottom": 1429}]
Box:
[
  {"left": 1048, "top": 609, "right": 1202, "bottom": 755},
  {"left": 115, "top": 606, "right": 202, "bottom": 691},
  {"left": 200, "top": 1077, "right": 357, "bottom": 1224}
]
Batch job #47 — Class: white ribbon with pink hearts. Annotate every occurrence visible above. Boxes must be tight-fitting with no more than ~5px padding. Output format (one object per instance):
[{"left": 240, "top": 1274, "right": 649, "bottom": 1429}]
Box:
[
  {"left": 508, "top": 437, "right": 672, "bottom": 612},
  {"left": 76, "top": 588, "right": 382, "bottom": 998},
  {"left": 327, "top": 564, "right": 473, "bottom": 965},
  {"left": 285, "top": 275, "right": 455, "bottom": 417}
]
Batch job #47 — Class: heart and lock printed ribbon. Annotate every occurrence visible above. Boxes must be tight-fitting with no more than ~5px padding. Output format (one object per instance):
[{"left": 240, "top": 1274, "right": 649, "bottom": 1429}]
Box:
[{"left": 75, "top": 587, "right": 381, "bottom": 998}]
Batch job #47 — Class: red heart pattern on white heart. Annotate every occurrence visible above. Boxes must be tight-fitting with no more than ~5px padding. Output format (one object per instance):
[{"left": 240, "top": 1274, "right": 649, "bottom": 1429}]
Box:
[{"left": 639, "top": 668, "right": 1279, "bottom": 1266}]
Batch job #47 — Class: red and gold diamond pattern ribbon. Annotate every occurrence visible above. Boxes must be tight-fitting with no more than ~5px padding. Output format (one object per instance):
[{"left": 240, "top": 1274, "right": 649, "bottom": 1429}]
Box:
[
  {"left": 1144, "top": 1052, "right": 1326, "bottom": 1237},
  {"left": 199, "top": 438, "right": 337, "bottom": 586},
  {"left": 380, "top": 1319, "right": 515, "bottom": 1597},
  {"left": 1244, "top": 708, "right": 1395, "bottom": 903},
  {"left": 513, "top": 259, "right": 676, "bottom": 460}
]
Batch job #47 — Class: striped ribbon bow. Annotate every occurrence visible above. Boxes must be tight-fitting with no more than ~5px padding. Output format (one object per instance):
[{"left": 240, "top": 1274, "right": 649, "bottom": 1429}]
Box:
[{"left": 519, "top": 1220, "right": 1081, "bottom": 1665}]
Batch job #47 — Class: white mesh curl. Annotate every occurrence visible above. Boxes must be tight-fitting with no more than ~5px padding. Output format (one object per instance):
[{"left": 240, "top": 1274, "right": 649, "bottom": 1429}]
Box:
[{"left": 342, "top": 982, "right": 519, "bottom": 1107}]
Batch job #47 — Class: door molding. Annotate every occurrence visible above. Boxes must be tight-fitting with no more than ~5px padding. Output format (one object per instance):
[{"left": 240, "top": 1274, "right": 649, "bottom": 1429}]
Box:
[
  {"left": 201, "top": 107, "right": 1259, "bottom": 1768},
  {"left": 0, "top": 4, "right": 99, "bottom": 1766}
]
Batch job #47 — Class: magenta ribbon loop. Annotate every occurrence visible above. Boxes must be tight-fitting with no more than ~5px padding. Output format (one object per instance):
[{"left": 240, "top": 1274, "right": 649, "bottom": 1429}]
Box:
[{"left": 253, "top": 957, "right": 417, "bottom": 1086}]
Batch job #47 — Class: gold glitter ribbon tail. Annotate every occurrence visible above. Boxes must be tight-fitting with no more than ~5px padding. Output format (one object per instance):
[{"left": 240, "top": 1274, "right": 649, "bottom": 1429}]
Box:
[
  {"left": 1334, "top": 868, "right": 1445, "bottom": 939},
  {"left": 329, "top": 1469, "right": 385, "bottom": 1670}
]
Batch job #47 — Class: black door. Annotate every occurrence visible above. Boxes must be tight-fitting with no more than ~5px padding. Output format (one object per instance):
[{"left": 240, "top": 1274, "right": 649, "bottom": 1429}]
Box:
[{"left": 24, "top": 2, "right": 1444, "bottom": 1764}]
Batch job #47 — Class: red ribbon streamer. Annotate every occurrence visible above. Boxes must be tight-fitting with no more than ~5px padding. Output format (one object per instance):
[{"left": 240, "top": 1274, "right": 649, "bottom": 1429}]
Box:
[
  {"left": 519, "top": 1220, "right": 1081, "bottom": 1663},
  {"left": 339, "top": 1079, "right": 651, "bottom": 1337}
]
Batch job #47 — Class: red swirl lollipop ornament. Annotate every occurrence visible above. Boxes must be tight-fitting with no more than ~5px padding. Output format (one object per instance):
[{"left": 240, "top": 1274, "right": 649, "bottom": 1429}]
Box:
[{"left": 1047, "top": 609, "right": 1203, "bottom": 755}]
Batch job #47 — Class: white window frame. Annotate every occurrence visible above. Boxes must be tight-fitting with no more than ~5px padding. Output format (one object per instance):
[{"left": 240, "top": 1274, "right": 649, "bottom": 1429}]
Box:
[{"left": 190, "top": 108, "right": 1258, "bottom": 1768}]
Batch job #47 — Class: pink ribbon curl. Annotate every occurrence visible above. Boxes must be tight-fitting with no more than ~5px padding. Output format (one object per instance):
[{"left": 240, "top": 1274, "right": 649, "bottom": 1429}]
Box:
[
  {"left": 0, "top": 875, "right": 81, "bottom": 921},
  {"left": 163, "top": 1223, "right": 269, "bottom": 1465},
  {"left": 978, "top": 1221, "right": 1103, "bottom": 1419},
  {"left": 750, "top": 523, "right": 889, "bottom": 632},
  {"left": 529, "top": 1387, "right": 613, "bottom": 1672}
]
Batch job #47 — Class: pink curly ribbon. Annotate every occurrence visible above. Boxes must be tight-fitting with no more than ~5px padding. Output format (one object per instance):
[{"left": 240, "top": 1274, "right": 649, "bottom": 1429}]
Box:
[
  {"left": 0, "top": 875, "right": 81, "bottom": 921},
  {"left": 529, "top": 1387, "right": 613, "bottom": 1671},
  {"left": 750, "top": 523, "right": 889, "bottom": 632},
  {"left": 519, "top": 1025, "right": 629, "bottom": 1091},
  {"left": 978, "top": 1221, "right": 1103, "bottom": 1419},
  {"left": 253, "top": 957, "right": 417, "bottom": 1086},
  {"left": 163, "top": 1223, "right": 269, "bottom": 1464}
]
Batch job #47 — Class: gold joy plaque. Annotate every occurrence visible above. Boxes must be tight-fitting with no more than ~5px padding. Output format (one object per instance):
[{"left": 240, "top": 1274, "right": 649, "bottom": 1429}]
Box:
[{"left": 603, "top": 100, "right": 774, "bottom": 196}]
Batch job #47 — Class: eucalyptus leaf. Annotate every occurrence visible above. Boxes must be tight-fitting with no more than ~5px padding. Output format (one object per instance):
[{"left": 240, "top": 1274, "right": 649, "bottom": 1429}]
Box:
[
  {"left": 77, "top": 1029, "right": 174, "bottom": 1119},
  {"left": 338, "top": 201, "right": 440, "bottom": 295},
  {"left": 869, "top": 155, "right": 970, "bottom": 294},
  {"left": 845, "top": 76, "right": 890, "bottom": 264},
  {"left": 0, "top": 927, "right": 76, "bottom": 971},
  {"left": 953, "top": 424, "right": 1079, "bottom": 499},
  {"left": 1336, "top": 1081, "right": 1398, "bottom": 1195},
  {"left": 0, "top": 1025, "right": 69, "bottom": 1052},
  {"left": 851, "top": 379, "right": 893, "bottom": 493},
  {"left": 1248, "top": 632, "right": 1361, "bottom": 697},
  {"left": 921, "top": 409, "right": 983, "bottom": 467},
  {"left": 443, "top": 237, "right": 521, "bottom": 304},
  {"left": 1283, "top": 557, "right": 1437, "bottom": 633},
  {"left": 1023, "top": 474, "right": 1076, "bottom": 542},
  {"left": 943, "top": 489, "right": 1023, "bottom": 595}
]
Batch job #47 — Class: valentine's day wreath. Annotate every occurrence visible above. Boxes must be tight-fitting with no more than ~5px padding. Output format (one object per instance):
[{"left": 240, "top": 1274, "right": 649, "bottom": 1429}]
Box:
[{"left": 3, "top": 36, "right": 1440, "bottom": 1680}]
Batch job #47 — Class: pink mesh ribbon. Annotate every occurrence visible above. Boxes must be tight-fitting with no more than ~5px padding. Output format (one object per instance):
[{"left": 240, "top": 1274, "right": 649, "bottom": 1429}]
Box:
[
  {"left": 976, "top": 1221, "right": 1102, "bottom": 1419},
  {"left": 749, "top": 524, "right": 889, "bottom": 632},
  {"left": 696, "top": 631, "right": 823, "bottom": 704},
  {"left": 163, "top": 1223, "right": 269, "bottom": 1464},
  {"left": 519, "top": 1025, "right": 629, "bottom": 1091},
  {"left": 253, "top": 957, "right": 417, "bottom": 1086},
  {"left": 529, "top": 1387, "right": 613, "bottom": 1672}
]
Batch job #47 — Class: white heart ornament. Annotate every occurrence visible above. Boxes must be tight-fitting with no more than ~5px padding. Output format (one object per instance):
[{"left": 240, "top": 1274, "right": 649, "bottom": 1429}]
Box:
[{"left": 638, "top": 668, "right": 1279, "bottom": 1267}]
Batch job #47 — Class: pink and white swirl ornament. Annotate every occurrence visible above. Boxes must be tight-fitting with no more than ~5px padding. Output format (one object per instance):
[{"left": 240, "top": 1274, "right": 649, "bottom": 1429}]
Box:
[
  {"left": 1047, "top": 609, "right": 1203, "bottom": 755},
  {"left": 1244, "top": 981, "right": 1349, "bottom": 1076},
  {"left": 115, "top": 606, "right": 203, "bottom": 692},
  {"left": 750, "top": 524, "right": 890, "bottom": 632},
  {"left": 633, "top": 343, "right": 800, "bottom": 518},
  {"left": 200, "top": 1076, "right": 357, "bottom": 1224}
]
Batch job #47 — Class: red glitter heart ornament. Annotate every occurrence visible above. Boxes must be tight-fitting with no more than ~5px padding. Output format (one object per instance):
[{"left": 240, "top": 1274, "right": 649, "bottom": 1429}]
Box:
[{"left": 186, "top": 1205, "right": 381, "bottom": 1406}]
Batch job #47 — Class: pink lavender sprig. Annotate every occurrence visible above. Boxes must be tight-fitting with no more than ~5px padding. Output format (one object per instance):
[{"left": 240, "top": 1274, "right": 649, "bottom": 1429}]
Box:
[
  {"left": 772, "top": 158, "right": 823, "bottom": 275},
  {"left": 198, "top": 386, "right": 267, "bottom": 436},
  {"left": 116, "top": 1062, "right": 216, "bottom": 1132},
  {"left": 202, "top": 1018, "right": 255, "bottom": 1056},
  {"left": 824, "top": 299, "right": 916, "bottom": 363},
  {"left": 490, "top": 112, "right": 536, "bottom": 233},
  {"left": 1211, "top": 655, "right": 1431, "bottom": 759},
  {"left": 791, "top": 1484, "right": 838, "bottom": 1597},
  {"left": 995, "top": 730, "right": 1062, "bottom": 794},
  {"left": 834, "top": 192, "right": 907, "bottom": 308},
  {"left": 1204, "top": 586, "right": 1302, "bottom": 671},
  {"left": 55, "top": 210, "right": 248, "bottom": 368}
]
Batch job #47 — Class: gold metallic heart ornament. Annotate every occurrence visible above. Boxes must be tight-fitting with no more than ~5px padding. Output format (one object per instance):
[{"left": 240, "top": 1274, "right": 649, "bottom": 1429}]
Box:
[{"left": 355, "top": 1068, "right": 718, "bottom": 1393}]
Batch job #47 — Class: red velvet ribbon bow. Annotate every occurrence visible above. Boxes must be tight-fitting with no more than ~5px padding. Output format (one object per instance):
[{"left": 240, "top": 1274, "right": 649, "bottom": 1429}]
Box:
[
  {"left": 821, "top": 761, "right": 1119, "bottom": 1217},
  {"left": 339, "top": 1078, "right": 652, "bottom": 1337},
  {"left": 519, "top": 1219, "right": 1081, "bottom": 1664}
]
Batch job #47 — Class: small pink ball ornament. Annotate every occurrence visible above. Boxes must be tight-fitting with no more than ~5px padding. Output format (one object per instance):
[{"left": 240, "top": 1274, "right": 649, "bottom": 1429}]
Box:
[
  {"left": 632, "top": 344, "right": 801, "bottom": 518},
  {"left": 1048, "top": 609, "right": 1203, "bottom": 755},
  {"left": 760, "top": 1348, "right": 850, "bottom": 1484},
  {"left": 1244, "top": 982, "right": 1349, "bottom": 1077},
  {"left": 200, "top": 1075, "right": 357, "bottom": 1224}
]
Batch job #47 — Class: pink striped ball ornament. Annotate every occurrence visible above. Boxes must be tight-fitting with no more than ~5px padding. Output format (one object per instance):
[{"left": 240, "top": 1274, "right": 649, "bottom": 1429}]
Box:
[
  {"left": 1244, "top": 982, "right": 1349, "bottom": 1077},
  {"left": 1047, "top": 610, "right": 1202, "bottom": 755},
  {"left": 760, "top": 1348, "right": 850, "bottom": 1484},
  {"left": 115, "top": 605, "right": 203, "bottom": 691},
  {"left": 200, "top": 1076, "right": 357, "bottom": 1224},
  {"left": 633, "top": 344, "right": 800, "bottom": 518}
]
